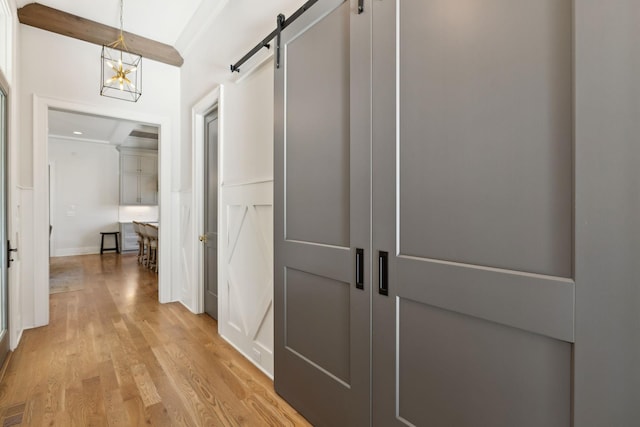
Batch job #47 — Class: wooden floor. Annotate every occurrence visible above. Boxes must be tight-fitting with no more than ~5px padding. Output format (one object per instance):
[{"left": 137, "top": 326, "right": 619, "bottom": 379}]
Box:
[{"left": 0, "top": 254, "right": 310, "bottom": 426}]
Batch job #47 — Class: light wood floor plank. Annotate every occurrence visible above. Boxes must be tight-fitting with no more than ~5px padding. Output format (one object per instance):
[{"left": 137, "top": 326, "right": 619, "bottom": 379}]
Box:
[{"left": 0, "top": 254, "right": 310, "bottom": 426}]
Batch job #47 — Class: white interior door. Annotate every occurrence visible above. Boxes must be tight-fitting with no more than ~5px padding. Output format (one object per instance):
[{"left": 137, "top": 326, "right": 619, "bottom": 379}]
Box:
[{"left": 0, "top": 75, "right": 10, "bottom": 366}]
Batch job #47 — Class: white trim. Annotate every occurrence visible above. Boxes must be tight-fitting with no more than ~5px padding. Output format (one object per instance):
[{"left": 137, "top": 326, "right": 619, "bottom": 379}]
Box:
[
  {"left": 0, "top": 0, "right": 12, "bottom": 84},
  {"left": 220, "top": 333, "right": 274, "bottom": 380},
  {"left": 175, "top": 0, "right": 229, "bottom": 58},
  {"left": 13, "top": 329, "right": 21, "bottom": 349},
  {"left": 33, "top": 95, "right": 48, "bottom": 327},
  {"left": 223, "top": 178, "right": 274, "bottom": 189},
  {"left": 53, "top": 247, "right": 102, "bottom": 257},
  {"left": 48, "top": 161, "right": 55, "bottom": 256},
  {"left": 6, "top": 1, "right": 19, "bottom": 351},
  {"left": 33, "top": 95, "right": 175, "bottom": 327},
  {"left": 191, "top": 86, "right": 223, "bottom": 314},
  {"left": 48, "top": 134, "right": 112, "bottom": 145}
]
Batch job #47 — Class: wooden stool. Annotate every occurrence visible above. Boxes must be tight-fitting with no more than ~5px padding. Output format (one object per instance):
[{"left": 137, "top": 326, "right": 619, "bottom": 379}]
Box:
[{"left": 100, "top": 231, "right": 120, "bottom": 254}]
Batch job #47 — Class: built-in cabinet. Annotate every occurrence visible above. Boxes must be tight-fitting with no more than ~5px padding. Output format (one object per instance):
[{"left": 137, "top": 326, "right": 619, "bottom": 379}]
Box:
[
  {"left": 274, "top": 0, "right": 576, "bottom": 426},
  {"left": 119, "top": 222, "right": 138, "bottom": 252},
  {"left": 118, "top": 148, "right": 157, "bottom": 205}
]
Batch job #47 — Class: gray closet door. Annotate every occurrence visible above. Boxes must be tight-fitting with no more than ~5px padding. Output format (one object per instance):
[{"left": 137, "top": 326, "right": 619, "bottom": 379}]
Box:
[
  {"left": 204, "top": 109, "right": 218, "bottom": 319},
  {"left": 372, "top": 0, "right": 574, "bottom": 426},
  {"left": 274, "top": 0, "right": 370, "bottom": 425}
]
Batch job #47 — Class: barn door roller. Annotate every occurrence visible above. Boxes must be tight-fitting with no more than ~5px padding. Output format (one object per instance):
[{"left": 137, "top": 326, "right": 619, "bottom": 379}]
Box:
[{"left": 230, "top": 0, "right": 364, "bottom": 73}]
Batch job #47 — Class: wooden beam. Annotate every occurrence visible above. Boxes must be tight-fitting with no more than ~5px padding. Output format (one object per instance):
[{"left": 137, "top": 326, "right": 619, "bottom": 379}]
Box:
[{"left": 18, "top": 3, "right": 184, "bottom": 67}]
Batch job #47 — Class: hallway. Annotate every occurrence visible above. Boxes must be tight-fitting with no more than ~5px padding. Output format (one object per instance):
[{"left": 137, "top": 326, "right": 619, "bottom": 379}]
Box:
[{"left": 0, "top": 254, "right": 309, "bottom": 426}]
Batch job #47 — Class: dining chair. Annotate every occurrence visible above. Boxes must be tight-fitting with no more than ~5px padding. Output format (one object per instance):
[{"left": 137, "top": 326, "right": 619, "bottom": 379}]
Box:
[
  {"left": 145, "top": 223, "right": 159, "bottom": 273},
  {"left": 132, "top": 221, "right": 147, "bottom": 265}
]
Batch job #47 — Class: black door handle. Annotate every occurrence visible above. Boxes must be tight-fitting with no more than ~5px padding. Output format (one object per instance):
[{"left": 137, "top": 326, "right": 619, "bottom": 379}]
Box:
[
  {"left": 7, "top": 240, "right": 17, "bottom": 268},
  {"left": 355, "top": 248, "right": 364, "bottom": 290},
  {"left": 378, "top": 251, "right": 388, "bottom": 296},
  {"left": 358, "top": 0, "right": 364, "bottom": 14}
]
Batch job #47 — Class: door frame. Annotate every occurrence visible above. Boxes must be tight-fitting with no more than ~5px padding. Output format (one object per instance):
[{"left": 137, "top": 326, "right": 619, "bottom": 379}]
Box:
[
  {"left": 192, "top": 86, "right": 223, "bottom": 314},
  {"left": 0, "top": 68, "right": 9, "bottom": 363},
  {"left": 33, "top": 95, "right": 175, "bottom": 327},
  {"left": 48, "top": 161, "right": 55, "bottom": 256}
]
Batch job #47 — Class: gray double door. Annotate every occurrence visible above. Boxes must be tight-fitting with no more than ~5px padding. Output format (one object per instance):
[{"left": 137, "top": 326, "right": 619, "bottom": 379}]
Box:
[{"left": 275, "top": 0, "right": 573, "bottom": 425}]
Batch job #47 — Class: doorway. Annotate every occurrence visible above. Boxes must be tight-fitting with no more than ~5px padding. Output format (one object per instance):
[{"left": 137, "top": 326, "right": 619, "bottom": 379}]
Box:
[
  {"left": 32, "top": 96, "right": 173, "bottom": 328},
  {"left": 47, "top": 109, "right": 161, "bottom": 295},
  {"left": 192, "top": 86, "right": 222, "bottom": 316},
  {"left": 203, "top": 107, "right": 218, "bottom": 319},
  {"left": 47, "top": 109, "right": 159, "bottom": 253}
]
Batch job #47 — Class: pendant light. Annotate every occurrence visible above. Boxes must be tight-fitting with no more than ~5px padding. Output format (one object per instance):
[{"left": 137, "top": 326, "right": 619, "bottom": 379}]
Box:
[{"left": 100, "top": 0, "right": 142, "bottom": 102}]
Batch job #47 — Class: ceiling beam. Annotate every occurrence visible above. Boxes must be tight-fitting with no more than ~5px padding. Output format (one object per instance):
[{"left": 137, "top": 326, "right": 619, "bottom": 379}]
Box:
[{"left": 18, "top": 3, "right": 184, "bottom": 67}]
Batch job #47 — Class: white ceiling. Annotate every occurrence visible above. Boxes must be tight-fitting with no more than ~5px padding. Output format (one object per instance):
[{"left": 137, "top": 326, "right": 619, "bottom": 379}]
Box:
[
  {"left": 15, "top": 0, "right": 205, "bottom": 46},
  {"left": 48, "top": 109, "right": 159, "bottom": 150}
]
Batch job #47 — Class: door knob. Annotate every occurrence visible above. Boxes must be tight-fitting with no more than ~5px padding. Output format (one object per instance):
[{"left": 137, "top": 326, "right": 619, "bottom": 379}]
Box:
[{"left": 199, "top": 235, "right": 207, "bottom": 243}]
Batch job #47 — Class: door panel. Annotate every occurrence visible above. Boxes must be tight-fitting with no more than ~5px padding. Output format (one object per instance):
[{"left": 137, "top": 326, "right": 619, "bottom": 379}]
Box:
[
  {"left": 139, "top": 174, "right": 157, "bottom": 205},
  {"left": 398, "top": 0, "right": 573, "bottom": 278},
  {"left": 373, "top": 0, "right": 574, "bottom": 425},
  {"left": 285, "top": 8, "right": 350, "bottom": 247},
  {"left": 275, "top": 1, "right": 370, "bottom": 425},
  {"left": 121, "top": 154, "right": 139, "bottom": 173},
  {"left": 139, "top": 156, "right": 157, "bottom": 175},
  {"left": 397, "top": 301, "right": 571, "bottom": 427},
  {"left": 204, "top": 109, "right": 218, "bottom": 319},
  {"left": 285, "top": 268, "right": 350, "bottom": 384},
  {"left": 120, "top": 174, "right": 139, "bottom": 204}
]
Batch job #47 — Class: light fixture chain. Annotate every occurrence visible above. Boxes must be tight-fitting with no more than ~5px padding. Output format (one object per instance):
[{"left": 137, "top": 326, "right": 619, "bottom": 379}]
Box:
[{"left": 120, "top": 0, "right": 124, "bottom": 37}]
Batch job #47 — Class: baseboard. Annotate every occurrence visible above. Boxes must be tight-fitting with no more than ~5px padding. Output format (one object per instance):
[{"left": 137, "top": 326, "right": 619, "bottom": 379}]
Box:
[
  {"left": 0, "top": 350, "right": 13, "bottom": 383},
  {"left": 178, "top": 300, "right": 197, "bottom": 313},
  {"left": 53, "top": 247, "right": 101, "bottom": 257},
  {"left": 12, "top": 329, "right": 23, "bottom": 351},
  {"left": 219, "top": 332, "right": 274, "bottom": 381}
]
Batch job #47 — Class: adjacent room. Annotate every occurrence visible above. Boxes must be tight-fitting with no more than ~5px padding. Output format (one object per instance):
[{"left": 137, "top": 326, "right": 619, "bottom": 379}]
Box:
[{"left": 48, "top": 109, "right": 160, "bottom": 293}]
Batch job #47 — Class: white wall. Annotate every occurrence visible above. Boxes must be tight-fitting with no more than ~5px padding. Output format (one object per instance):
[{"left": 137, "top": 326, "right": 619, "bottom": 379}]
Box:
[
  {"left": 179, "top": 0, "right": 305, "bottom": 376},
  {"left": 19, "top": 26, "right": 181, "bottom": 188},
  {"left": 178, "top": 0, "right": 304, "bottom": 187},
  {"left": 49, "top": 139, "right": 120, "bottom": 256},
  {"left": 18, "top": 24, "right": 181, "bottom": 331}
]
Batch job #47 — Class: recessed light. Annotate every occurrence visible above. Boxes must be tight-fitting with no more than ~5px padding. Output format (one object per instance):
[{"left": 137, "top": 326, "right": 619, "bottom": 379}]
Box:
[{"left": 73, "top": 131, "right": 83, "bottom": 135}]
